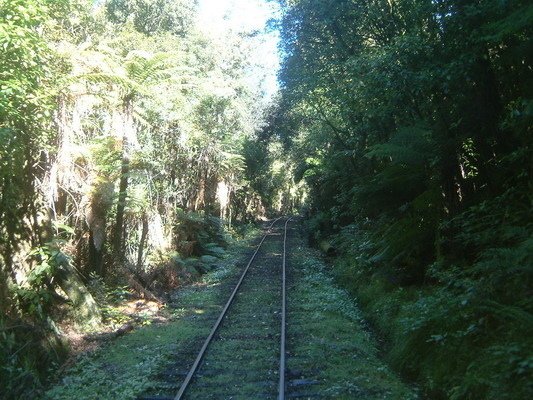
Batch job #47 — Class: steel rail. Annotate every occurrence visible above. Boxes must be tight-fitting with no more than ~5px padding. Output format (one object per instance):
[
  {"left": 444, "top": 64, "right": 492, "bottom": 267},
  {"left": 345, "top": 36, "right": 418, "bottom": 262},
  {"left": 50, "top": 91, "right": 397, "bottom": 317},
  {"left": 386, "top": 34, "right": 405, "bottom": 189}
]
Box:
[
  {"left": 174, "top": 216, "right": 283, "bottom": 400},
  {"left": 278, "top": 218, "right": 291, "bottom": 400}
]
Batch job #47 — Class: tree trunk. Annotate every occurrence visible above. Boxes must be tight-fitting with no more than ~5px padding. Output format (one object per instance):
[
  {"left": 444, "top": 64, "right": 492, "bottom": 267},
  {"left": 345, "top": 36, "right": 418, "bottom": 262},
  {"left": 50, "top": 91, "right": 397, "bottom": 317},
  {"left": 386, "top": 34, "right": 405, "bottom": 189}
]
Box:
[
  {"left": 194, "top": 173, "right": 206, "bottom": 211},
  {"left": 136, "top": 213, "right": 148, "bottom": 269},
  {"left": 113, "top": 100, "right": 135, "bottom": 259},
  {"left": 113, "top": 155, "right": 129, "bottom": 258},
  {"left": 0, "top": 266, "right": 10, "bottom": 314},
  {"left": 88, "top": 229, "right": 105, "bottom": 276},
  {"left": 55, "top": 254, "right": 101, "bottom": 327}
]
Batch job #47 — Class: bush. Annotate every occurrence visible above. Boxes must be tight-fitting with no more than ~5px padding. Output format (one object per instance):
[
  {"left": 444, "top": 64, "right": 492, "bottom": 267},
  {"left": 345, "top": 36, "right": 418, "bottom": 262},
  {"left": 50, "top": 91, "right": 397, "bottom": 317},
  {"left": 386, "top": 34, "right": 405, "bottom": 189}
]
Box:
[
  {"left": 173, "top": 211, "right": 226, "bottom": 257},
  {"left": 329, "top": 190, "right": 533, "bottom": 399},
  {"left": 0, "top": 316, "right": 66, "bottom": 400}
]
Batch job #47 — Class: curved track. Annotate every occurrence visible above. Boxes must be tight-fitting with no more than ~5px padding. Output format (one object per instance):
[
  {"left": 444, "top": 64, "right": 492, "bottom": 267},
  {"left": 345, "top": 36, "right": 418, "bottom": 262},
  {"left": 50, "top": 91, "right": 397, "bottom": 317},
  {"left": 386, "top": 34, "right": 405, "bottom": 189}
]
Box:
[{"left": 174, "top": 217, "right": 291, "bottom": 399}]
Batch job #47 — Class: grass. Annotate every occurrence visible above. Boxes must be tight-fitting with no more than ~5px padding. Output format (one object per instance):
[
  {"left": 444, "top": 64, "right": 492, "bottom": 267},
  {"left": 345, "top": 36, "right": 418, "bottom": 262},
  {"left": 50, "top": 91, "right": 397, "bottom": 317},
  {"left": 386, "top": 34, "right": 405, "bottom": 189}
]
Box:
[
  {"left": 45, "top": 320, "right": 209, "bottom": 399},
  {"left": 45, "top": 222, "right": 418, "bottom": 399},
  {"left": 44, "top": 226, "right": 261, "bottom": 400},
  {"left": 286, "top": 227, "right": 418, "bottom": 399},
  {"left": 184, "top": 236, "right": 283, "bottom": 399},
  {"left": 331, "top": 248, "right": 533, "bottom": 399}
]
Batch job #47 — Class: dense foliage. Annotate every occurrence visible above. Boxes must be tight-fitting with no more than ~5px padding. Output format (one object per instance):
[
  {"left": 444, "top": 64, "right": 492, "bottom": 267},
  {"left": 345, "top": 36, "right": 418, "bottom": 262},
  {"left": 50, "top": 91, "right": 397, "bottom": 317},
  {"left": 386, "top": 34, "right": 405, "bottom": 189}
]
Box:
[
  {"left": 0, "top": 0, "right": 294, "bottom": 396},
  {"left": 276, "top": 0, "right": 532, "bottom": 398},
  {"left": 1, "top": 0, "right": 531, "bottom": 398}
]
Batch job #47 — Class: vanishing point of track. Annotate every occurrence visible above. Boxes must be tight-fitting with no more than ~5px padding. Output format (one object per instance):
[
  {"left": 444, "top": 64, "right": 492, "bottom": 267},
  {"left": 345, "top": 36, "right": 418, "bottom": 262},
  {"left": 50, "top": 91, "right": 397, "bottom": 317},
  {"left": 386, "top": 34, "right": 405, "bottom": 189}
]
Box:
[{"left": 174, "top": 217, "right": 292, "bottom": 400}]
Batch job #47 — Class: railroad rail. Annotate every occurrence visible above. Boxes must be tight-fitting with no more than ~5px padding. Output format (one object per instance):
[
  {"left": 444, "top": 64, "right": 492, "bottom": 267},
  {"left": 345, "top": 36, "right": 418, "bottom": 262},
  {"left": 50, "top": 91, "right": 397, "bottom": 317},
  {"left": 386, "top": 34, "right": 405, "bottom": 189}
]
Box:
[{"left": 174, "top": 217, "right": 291, "bottom": 400}]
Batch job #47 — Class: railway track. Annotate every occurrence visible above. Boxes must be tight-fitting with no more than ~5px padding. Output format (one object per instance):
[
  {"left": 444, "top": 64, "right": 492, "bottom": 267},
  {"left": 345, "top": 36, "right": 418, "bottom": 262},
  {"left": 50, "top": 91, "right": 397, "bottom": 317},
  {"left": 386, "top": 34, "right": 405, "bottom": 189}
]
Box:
[
  {"left": 47, "top": 216, "right": 416, "bottom": 399},
  {"left": 170, "top": 217, "right": 292, "bottom": 399}
]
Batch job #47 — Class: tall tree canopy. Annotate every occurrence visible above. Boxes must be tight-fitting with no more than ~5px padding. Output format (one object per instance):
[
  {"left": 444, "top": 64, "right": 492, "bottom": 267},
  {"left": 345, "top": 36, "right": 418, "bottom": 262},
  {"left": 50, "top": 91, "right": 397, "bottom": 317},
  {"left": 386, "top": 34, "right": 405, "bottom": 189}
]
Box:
[
  {"left": 276, "top": 0, "right": 532, "bottom": 398},
  {"left": 0, "top": 1, "right": 290, "bottom": 396},
  {"left": 1, "top": 0, "right": 531, "bottom": 398}
]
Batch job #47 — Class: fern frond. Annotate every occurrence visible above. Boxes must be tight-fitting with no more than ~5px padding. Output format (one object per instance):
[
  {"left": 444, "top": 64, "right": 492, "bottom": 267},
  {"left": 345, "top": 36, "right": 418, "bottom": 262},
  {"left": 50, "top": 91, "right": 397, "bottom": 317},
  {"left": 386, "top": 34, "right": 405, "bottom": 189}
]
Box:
[{"left": 478, "top": 300, "right": 533, "bottom": 328}]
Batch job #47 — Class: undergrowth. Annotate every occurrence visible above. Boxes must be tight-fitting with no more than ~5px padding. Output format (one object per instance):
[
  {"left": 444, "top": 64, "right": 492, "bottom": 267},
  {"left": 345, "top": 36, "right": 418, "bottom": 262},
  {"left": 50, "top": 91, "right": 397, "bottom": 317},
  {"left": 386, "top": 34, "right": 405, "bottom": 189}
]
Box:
[
  {"left": 287, "top": 227, "right": 417, "bottom": 399},
  {"left": 327, "top": 190, "right": 533, "bottom": 399},
  {"left": 43, "top": 224, "right": 260, "bottom": 399}
]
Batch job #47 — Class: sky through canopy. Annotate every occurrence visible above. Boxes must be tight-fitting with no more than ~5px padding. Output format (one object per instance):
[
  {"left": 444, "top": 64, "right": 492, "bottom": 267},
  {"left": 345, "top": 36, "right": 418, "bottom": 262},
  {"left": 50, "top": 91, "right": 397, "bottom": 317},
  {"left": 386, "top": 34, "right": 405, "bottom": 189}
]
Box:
[{"left": 197, "top": 0, "right": 280, "bottom": 98}]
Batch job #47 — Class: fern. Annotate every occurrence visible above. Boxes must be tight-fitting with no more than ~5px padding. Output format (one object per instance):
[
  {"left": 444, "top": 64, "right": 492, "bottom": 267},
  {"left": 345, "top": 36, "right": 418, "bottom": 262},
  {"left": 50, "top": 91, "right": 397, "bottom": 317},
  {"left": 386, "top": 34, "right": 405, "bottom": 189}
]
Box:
[{"left": 366, "top": 125, "right": 436, "bottom": 166}]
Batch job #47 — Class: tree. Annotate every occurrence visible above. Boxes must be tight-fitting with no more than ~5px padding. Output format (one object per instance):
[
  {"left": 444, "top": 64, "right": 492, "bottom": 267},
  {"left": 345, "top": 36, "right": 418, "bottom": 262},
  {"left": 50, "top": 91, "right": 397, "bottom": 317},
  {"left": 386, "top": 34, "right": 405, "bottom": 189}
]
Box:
[
  {"left": 0, "top": 0, "right": 58, "bottom": 312},
  {"left": 276, "top": 0, "right": 532, "bottom": 397},
  {"left": 106, "top": 0, "right": 197, "bottom": 36}
]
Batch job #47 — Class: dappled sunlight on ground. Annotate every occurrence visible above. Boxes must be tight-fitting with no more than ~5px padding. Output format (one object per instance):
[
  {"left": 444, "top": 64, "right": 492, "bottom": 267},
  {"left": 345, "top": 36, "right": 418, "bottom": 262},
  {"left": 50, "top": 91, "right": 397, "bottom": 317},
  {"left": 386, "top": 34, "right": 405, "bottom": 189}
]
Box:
[{"left": 118, "top": 300, "right": 163, "bottom": 319}]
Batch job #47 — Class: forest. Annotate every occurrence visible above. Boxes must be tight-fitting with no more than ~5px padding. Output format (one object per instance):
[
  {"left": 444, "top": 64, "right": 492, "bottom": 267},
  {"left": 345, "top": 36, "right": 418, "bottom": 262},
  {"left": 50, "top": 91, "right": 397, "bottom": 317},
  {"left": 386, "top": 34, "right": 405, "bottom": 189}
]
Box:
[{"left": 1, "top": 0, "right": 532, "bottom": 399}]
